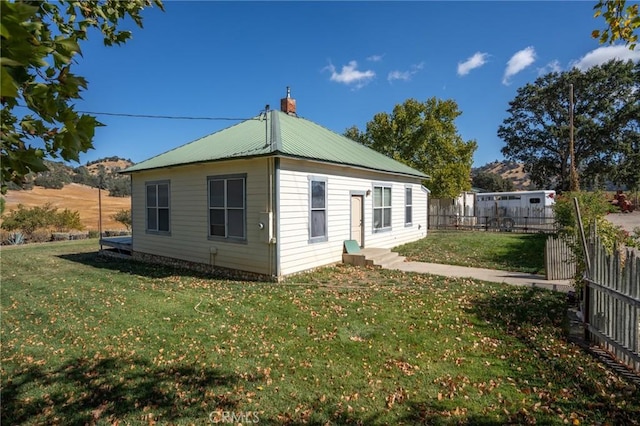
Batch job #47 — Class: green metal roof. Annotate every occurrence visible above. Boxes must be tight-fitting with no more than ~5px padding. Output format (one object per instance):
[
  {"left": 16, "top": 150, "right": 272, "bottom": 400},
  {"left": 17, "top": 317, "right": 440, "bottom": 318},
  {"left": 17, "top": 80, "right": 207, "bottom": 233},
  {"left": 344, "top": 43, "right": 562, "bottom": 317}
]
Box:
[{"left": 123, "top": 110, "right": 428, "bottom": 179}]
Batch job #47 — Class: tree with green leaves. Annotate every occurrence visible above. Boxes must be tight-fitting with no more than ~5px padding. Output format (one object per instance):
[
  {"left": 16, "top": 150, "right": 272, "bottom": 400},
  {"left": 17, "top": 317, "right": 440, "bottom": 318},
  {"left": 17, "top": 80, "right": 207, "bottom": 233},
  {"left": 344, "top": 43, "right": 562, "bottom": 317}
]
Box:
[
  {"left": 593, "top": 0, "right": 640, "bottom": 49},
  {"left": 1, "top": 0, "right": 163, "bottom": 194},
  {"left": 1, "top": 202, "right": 83, "bottom": 235},
  {"left": 111, "top": 209, "right": 132, "bottom": 231},
  {"left": 498, "top": 60, "right": 639, "bottom": 192},
  {"left": 344, "top": 98, "right": 477, "bottom": 199},
  {"left": 471, "top": 171, "right": 515, "bottom": 192}
]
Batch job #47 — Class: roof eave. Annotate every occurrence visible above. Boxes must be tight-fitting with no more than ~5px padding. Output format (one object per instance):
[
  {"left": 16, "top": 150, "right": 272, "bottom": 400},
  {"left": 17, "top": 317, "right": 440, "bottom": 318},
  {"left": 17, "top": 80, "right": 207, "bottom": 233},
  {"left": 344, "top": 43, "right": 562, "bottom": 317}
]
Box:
[
  {"left": 273, "top": 153, "right": 429, "bottom": 180},
  {"left": 122, "top": 152, "right": 429, "bottom": 180},
  {"left": 120, "top": 152, "right": 275, "bottom": 174}
]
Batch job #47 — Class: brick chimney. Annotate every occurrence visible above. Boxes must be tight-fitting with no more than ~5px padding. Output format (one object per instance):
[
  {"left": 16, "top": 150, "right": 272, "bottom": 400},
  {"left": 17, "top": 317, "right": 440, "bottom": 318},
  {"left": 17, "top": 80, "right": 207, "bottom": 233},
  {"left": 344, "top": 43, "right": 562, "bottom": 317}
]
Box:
[{"left": 280, "top": 86, "right": 296, "bottom": 115}]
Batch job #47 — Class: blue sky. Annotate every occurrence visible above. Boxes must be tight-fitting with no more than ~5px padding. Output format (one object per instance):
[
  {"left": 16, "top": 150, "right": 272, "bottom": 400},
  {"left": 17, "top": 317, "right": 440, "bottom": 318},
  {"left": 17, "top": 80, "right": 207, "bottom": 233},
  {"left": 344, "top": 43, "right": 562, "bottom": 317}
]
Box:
[{"left": 72, "top": 1, "right": 640, "bottom": 168}]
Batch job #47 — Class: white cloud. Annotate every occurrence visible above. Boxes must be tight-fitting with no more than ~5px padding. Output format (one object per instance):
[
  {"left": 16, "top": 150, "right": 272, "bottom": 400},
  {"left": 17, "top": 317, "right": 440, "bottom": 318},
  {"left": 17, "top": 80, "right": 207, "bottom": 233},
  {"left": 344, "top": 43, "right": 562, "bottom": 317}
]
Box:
[
  {"left": 571, "top": 45, "right": 640, "bottom": 70},
  {"left": 367, "top": 54, "right": 384, "bottom": 62},
  {"left": 388, "top": 62, "right": 424, "bottom": 82},
  {"left": 324, "top": 60, "right": 375, "bottom": 89},
  {"left": 457, "top": 52, "right": 489, "bottom": 76},
  {"left": 538, "top": 60, "right": 562, "bottom": 76},
  {"left": 502, "top": 46, "right": 536, "bottom": 85}
]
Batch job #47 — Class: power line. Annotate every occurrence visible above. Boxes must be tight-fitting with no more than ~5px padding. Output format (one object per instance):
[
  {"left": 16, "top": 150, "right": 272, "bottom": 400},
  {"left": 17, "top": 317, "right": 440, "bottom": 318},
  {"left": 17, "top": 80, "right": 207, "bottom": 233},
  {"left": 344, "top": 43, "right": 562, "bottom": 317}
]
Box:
[
  {"left": 16, "top": 105, "right": 262, "bottom": 121},
  {"left": 76, "top": 110, "right": 260, "bottom": 121}
]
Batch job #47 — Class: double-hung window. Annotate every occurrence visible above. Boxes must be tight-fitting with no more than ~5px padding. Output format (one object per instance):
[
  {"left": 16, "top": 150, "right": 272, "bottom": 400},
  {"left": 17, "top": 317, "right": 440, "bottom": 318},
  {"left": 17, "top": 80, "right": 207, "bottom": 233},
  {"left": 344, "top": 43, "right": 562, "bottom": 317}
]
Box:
[
  {"left": 146, "top": 181, "right": 170, "bottom": 233},
  {"left": 405, "top": 187, "right": 413, "bottom": 226},
  {"left": 309, "top": 178, "right": 327, "bottom": 242},
  {"left": 373, "top": 185, "right": 392, "bottom": 231},
  {"left": 208, "top": 175, "right": 246, "bottom": 240}
]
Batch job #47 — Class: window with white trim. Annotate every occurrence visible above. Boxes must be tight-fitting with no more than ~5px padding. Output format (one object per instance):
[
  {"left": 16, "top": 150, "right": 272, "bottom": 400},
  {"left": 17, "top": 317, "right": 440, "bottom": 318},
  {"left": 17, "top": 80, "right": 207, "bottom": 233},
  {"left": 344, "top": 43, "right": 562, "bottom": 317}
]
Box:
[
  {"left": 309, "top": 178, "right": 327, "bottom": 242},
  {"left": 405, "top": 187, "right": 413, "bottom": 225},
  {"left": 146, "top": 181, "right": 170, "bottom": 233},
  {"left": 373, "top": 185, "right": 391, "bottom": 231},
  {"left": 208, "top": 175, "right": 246, "bottom": 240}
]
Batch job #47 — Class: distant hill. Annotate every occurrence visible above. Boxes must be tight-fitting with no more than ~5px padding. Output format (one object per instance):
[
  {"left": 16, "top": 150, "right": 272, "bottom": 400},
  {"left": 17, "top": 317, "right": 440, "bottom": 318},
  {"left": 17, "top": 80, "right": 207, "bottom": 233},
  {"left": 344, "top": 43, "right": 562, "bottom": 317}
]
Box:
[
  {"left": 85, "top": 156, "right": 134, "bottom": 175},
  {"left": 6, "top": 156, "right": 134, "bottom": 196},
  {"left": 472, "top": 161, "right": 533, "bottom": 191},
  {"left": 2, "top": 156, "right": 135, "bottom": 231}
]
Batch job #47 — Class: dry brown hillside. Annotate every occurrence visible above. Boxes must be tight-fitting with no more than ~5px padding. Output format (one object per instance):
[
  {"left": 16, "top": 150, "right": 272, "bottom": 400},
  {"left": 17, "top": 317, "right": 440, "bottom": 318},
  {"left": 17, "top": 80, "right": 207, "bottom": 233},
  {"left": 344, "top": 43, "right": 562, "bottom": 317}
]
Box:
[
  {"left": 86, "top": 158, "right": 133, "bottom": 174},
  {"left": 2, "top": 183, "right": 131, "bottom": 231},
  {"left": 474, "top": 161, "right": 532, "bottom": 190}
]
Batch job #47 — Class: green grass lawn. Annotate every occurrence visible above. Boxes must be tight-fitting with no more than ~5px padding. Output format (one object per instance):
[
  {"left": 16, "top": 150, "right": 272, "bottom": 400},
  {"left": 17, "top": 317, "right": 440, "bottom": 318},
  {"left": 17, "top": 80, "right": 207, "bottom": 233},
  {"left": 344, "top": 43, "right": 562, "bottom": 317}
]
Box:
[
  {"left": 2, "top": 240, "right": 638, "bottom": 425},
  {"left": 395, "top": 230, "right": 548, "bottom": 274}
]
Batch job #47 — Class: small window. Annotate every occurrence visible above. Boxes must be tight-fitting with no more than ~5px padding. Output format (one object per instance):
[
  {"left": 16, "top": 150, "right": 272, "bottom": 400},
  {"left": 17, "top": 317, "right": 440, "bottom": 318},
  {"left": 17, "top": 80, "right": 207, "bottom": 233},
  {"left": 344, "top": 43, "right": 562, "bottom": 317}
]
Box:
[
  {"left": 529, "top": 198, "right": 541, "bottom": 204},
  {"left": 405, "top": 187, "right": 413, "bottom": 226},
  {"left": 309, "top": 178, "right": 327, "bottom": 242},
  {"left": 146, "top": 181, "right": 170, "bottom": 233},
  {"left": 208, "top": 175, "right": 246, "bottom": 240},
  {"left": 373, "top": 185, "right": 392, "bottom": 231}
]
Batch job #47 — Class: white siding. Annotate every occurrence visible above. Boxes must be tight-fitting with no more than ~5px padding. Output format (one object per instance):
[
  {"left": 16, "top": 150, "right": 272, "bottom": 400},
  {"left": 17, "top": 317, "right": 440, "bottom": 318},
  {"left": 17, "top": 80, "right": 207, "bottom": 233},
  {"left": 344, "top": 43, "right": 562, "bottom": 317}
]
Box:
[
  {"left": 278, "top": 159, "right": 427, "bottom": 276},
  {"left": 130, "top": 158, "right": 274, "bottom": 275}
]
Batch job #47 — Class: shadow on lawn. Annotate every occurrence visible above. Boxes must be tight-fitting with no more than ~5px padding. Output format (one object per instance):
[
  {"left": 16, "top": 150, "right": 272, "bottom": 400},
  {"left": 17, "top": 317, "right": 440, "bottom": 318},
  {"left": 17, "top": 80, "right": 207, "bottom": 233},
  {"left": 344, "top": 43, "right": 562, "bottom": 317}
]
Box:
[
  {"left": 1, "top": 355, "right": 254, "bottom": 424},
  {"left": 58, "top": 250, "right": 235, "bottom": 281},
  {"left": 468, "top": 285, "right": 566, "bottom": 333},
  {"left": 465, "top": 287, "right": 640, "bottom": 424},
  {"left": 486, "top": 232, "right": 547, "bottom": 274}
]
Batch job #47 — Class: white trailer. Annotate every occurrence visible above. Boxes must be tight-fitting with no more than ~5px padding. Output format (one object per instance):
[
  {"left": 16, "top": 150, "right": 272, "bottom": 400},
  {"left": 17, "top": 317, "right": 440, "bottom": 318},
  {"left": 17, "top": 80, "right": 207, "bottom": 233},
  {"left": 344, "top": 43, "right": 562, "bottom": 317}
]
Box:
[{"left": 475, "top": 190, "right": 556, "bottom": 231}]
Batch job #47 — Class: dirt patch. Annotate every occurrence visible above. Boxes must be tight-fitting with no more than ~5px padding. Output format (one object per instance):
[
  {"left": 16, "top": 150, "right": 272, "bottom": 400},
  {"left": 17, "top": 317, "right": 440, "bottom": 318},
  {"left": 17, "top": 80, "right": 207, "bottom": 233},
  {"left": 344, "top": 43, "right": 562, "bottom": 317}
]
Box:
[
  {"left": 604, "top": 211, "right": 640, "bottom": 234},
  {"left": 2, "top": 183, "right": 131, "bottom": 231}
]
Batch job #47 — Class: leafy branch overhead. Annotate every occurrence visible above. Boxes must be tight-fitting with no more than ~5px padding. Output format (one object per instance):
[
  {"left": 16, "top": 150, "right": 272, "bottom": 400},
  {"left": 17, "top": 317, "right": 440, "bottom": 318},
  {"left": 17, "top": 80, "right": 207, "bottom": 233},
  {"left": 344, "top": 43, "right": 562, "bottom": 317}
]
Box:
[
  {"left": 0, "top": 0, "right": 163, "bottom": 194},
  {"left": 593, "top": 0, "right": 640, "bottom": 49}
]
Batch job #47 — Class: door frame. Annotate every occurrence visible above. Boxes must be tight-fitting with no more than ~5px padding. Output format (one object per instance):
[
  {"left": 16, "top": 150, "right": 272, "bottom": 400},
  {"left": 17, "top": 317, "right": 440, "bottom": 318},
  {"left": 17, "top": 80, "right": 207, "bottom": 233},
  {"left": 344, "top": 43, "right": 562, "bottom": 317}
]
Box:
[{"left": 350, "top": 191, "right": 366, "bottom": 248}]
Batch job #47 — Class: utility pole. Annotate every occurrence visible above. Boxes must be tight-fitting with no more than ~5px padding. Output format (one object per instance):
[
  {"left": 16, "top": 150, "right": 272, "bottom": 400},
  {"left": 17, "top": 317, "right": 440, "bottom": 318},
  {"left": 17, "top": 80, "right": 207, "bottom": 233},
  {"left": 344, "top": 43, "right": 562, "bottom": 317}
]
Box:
[
  {"left": 98, "top": 176, "right": 103, "bottom": 250},
  {"left": 569, "top": 84, "right": 580, "bottom": 191}
]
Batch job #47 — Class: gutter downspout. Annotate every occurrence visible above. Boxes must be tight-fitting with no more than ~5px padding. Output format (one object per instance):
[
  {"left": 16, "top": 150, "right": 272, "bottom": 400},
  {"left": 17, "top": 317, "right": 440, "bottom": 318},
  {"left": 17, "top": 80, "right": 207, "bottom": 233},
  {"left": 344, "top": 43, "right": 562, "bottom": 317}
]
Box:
[
  {"left": 269, "top": 110, "right": 281, "bottom": 280},
  {"left": 274, "top": 157, "right": 280, "bottom": 280}
]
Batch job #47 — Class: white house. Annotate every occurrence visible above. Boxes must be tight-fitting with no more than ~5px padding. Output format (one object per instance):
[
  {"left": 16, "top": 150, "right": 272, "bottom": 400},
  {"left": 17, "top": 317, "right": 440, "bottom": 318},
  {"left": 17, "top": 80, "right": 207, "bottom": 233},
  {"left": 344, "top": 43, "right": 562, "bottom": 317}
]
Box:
[{"left": 121, "top": 90, "right": 429, "bottom": 280}]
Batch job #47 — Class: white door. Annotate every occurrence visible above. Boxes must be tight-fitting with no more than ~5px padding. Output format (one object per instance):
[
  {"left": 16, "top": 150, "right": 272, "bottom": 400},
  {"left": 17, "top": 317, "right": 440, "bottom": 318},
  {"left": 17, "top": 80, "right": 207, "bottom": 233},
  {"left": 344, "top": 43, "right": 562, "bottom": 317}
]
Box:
[{"left": 351, "top": 195, "right": 363, "bottom": 247}]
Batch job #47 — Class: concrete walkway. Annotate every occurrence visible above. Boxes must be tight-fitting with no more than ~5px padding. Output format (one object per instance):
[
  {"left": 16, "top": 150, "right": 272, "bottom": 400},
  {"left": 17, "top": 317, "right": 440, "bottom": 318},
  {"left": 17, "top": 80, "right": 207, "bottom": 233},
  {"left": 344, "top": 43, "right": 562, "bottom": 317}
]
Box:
[
  {"left": 393, "top": 261, "right": 574, "bottom": 293},
  {"left": 353, "top": 247, "right": 575, "bottom": 292}
]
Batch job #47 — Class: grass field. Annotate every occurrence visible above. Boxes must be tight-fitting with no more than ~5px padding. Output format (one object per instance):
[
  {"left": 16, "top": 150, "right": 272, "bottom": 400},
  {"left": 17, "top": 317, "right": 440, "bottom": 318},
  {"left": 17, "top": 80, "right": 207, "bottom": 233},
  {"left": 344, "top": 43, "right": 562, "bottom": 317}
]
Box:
[
  {"left": 2, "top": 240, "right": 639, "bottom": 425},
  {"left": 2, "top": 184, "right": 131, "bottom": 231},
  {"left": 395, "top": 230, "right": 547, "bottom": 274}
]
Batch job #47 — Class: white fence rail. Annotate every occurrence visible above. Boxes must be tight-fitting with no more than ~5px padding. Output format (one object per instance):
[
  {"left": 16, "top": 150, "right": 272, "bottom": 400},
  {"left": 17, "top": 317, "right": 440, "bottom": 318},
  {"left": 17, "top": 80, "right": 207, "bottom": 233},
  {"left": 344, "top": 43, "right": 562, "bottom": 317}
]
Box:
[
  {"left": 585, "top": 235, "right": 640, "bottom": 373},
  {"left": 545, "top": 235, "right": 577, "bottom": 280}
]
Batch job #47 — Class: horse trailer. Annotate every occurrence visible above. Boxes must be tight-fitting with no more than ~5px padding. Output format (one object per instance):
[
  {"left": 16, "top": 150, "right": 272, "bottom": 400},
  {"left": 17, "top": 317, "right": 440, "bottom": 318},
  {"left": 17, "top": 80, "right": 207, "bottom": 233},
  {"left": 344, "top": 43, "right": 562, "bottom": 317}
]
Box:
[{"left": 475, "top": 190, "right": 556, "bottom": 231}]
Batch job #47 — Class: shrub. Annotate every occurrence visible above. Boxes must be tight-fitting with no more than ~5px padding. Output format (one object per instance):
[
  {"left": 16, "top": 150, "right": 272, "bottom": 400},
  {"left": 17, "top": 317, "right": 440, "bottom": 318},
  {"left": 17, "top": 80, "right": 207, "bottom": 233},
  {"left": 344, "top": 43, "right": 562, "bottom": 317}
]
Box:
[
  {"left": 87, "top": 230, "right": 100, "bottom": 239},
  {"left": 1, "top": 203, "right": 84, "bottom": 235},
  {"left": 111, "top": 209, "right": 131, "bottom": 231},
  {"left": 29, "top": 229, "right": 52, "bottom": 243},
  {"left": 6, "top": 232, "right": 25, "bottom": 245},
  {"left": 54, "top": 209, "right": 84, "bottom": 231},
  {"left": 52, "top": 232, "right": 70, "bottom": 241},
  {"left": 554, "top": 191, "right": 615, "bottom": 236},
  {"left": 0, "top": 229, "right": 11, "bottom": 245},
  {"left": 554, "top": 191, "right": 634, "bottom": 287},
  {"left": 0, "top": 203, "right": 57, "bottom": 235}
]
